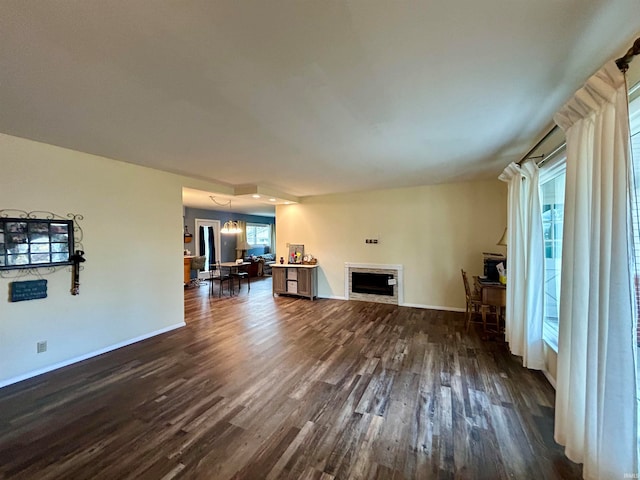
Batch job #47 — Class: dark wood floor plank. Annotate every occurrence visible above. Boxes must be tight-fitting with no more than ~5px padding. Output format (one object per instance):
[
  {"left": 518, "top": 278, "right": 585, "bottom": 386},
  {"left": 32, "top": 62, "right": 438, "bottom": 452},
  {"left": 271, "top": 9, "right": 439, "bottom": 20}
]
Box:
[{"left": 0, "top": 277, "right": 582, "bottom": 479}]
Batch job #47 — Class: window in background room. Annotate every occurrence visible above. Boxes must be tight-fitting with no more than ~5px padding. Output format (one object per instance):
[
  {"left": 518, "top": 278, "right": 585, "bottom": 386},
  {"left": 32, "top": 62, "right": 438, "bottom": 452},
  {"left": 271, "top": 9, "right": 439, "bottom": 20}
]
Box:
[
  {"left": 246, "top": 223, "right": 271, "bottom": 247},
  {"left": 540, "top": 157, "right": 566, "bottom": 351}
]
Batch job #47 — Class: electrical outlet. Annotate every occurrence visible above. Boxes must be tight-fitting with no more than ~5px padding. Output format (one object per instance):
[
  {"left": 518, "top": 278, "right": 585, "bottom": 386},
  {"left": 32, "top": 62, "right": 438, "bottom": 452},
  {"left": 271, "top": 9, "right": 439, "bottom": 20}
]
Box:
[{"left": 37, "top": 341, "right": 47, "bottom": 353}]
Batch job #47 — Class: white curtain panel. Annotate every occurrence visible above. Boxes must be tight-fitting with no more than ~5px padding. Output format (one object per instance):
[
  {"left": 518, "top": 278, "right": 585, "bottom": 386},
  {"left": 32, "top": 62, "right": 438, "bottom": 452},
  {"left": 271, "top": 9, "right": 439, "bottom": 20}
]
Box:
[
  {"left": 521, "top": 160, "right": 545, "bottom": 369},
  {"left": 500, "top": 163, "right": 524, "bottom": 351},
  {"left": 499, "top": 160, "right": 545, "bottom": 369},
  {"left": 553, "top": 61, "right": 637, "bottom": 479}
]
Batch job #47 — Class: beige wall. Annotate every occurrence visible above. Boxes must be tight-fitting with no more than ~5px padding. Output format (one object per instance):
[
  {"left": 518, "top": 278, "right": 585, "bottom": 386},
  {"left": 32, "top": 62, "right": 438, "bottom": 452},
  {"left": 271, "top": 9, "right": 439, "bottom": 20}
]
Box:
[
  {"left": 276, "top": 180, "right": 507, "bottom": 310},
  {"left": 0, "top": 133, "right": 190, "bottom": 387},
  {"left": 0, "top": 132, "right": 550, "bottom": 389}
]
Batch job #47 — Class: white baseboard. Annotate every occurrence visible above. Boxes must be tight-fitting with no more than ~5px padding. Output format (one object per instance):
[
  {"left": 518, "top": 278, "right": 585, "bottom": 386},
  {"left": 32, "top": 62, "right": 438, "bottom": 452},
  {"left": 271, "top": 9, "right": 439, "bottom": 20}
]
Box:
[
  {"left": 279, "top": 286, "right": 465, "bottom": 312},
  {"left": 542, "top": 369, "right": 557, "bottom": 389},
  {"left": 317, "top": 296, "right": 464, "bottom": 312},
  {"left": 401, "top": 302, "right": 465, "bottom": 312},
  {"left": 0, "top": 322, "right": 186, "bottom": 389}
]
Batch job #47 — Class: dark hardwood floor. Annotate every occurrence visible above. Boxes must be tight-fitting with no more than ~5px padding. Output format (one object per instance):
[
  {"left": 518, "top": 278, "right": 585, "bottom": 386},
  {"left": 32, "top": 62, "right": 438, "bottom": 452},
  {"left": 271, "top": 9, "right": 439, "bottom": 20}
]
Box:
[{"left": 0, "top": 276, "right": 581, "bottom": 479}]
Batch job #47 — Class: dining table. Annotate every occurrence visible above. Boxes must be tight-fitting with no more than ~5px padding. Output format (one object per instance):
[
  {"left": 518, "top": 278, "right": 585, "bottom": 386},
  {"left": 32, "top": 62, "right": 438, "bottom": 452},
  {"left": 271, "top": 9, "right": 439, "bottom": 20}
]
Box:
[{"left": 218, "top": 261, "right": 251, "bottom": 295}]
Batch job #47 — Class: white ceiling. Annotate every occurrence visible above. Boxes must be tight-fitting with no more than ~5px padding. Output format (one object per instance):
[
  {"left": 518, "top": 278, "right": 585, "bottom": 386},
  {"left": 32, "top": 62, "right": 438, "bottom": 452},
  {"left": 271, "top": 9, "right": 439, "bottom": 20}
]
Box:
[
  {"left": 1, "top": 2, "right": 639, "bottom": 212},
  {"left": 183, "top": 187, "right": 280, "bottom": 217}
]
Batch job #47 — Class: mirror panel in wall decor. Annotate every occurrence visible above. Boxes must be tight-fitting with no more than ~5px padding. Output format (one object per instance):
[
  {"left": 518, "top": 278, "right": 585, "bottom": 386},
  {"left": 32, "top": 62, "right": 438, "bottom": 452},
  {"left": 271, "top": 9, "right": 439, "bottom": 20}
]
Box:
[{"left": 0, "top": 217, "right": 74, "bottom": 270}]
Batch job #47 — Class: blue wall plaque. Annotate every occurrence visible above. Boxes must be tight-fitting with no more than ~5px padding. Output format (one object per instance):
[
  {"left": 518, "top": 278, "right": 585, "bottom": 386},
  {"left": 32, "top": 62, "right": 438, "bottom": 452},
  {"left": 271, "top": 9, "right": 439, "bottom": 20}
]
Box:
[{"left": 10, "top": 280, "right": 48, "bottom": 302}]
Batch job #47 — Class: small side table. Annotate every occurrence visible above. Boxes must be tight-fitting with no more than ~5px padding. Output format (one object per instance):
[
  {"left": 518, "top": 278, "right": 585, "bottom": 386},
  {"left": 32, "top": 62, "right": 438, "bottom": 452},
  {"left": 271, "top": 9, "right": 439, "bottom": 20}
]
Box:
[{"left": 474, "top": 277, "right": 506, "bottom": 337}]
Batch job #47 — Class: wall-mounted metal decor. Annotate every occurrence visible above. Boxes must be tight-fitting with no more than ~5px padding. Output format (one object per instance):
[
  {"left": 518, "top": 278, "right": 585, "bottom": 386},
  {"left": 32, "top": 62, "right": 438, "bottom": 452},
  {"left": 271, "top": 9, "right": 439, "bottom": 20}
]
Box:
[
  {"left": 0, "top": 210, "right": 85, "bottom": 294},
  {"left": 0, "top": 217, "right": 74, "bottom": 270},
  {"left": 70, "top": 249, "right": 86, "bottom": 296}
]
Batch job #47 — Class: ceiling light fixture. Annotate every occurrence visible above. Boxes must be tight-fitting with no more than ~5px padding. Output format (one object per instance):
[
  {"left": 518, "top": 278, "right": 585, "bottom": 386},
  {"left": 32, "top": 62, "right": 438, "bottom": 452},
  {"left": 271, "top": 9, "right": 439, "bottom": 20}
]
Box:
[
  {"left": 269, "top": 198, "right": 276, "bottom": 202},
  {"left": 252, "top": 194, "right": 260, "bottom": 198},
  {"left": 221, "top": 221, "right": 242, "bottom": 234},
  {"left": 210, "top": 196, "right": 243, "bottom": 234}
]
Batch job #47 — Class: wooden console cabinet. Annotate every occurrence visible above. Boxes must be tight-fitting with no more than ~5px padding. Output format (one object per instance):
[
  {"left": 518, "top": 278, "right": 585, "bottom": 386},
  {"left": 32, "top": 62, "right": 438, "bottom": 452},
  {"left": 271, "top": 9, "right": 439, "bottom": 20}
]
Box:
[{"left": 272, "top": 264, "right": 318, "bottom": 300}]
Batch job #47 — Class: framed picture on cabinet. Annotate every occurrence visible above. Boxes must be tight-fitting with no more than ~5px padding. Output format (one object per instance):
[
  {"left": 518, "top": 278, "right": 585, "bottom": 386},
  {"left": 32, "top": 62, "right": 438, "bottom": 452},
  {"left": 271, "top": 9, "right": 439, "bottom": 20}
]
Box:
[{"left": 288, "top": 244, "right": 304, "bottom": 264}]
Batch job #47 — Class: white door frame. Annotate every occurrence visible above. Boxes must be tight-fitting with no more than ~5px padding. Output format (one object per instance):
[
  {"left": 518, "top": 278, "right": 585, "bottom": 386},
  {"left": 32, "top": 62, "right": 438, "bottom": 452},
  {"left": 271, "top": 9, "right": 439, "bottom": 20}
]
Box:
[{"left": 195, "top": 219, "right": 221, "bottom": 279}]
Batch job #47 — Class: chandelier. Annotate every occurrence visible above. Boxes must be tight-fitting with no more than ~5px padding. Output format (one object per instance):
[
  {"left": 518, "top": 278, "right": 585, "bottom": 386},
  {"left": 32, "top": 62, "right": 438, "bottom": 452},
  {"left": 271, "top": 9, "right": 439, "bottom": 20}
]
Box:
[
  {"left": 210, "top": 196, "right": 243, "bottom": 235},
  {"left": 221, "top": 220, "right": 242, "bottom": 234}
]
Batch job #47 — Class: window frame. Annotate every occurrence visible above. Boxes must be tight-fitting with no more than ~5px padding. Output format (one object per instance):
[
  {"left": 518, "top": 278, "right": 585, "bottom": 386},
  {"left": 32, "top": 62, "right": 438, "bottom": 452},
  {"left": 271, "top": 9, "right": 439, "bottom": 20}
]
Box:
[
  {"left": 245, "top": 222, "right": 272, "bottom": 247},
  {"left": 539, "top": 153, "right": 567, "bottom": 352}
]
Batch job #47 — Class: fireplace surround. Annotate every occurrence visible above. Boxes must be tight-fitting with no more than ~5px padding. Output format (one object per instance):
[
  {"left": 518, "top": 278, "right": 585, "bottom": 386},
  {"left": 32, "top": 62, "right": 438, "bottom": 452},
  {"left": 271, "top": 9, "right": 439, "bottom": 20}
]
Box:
[{"left": 344, "top": 263, "right": 403, "bottom": 305}]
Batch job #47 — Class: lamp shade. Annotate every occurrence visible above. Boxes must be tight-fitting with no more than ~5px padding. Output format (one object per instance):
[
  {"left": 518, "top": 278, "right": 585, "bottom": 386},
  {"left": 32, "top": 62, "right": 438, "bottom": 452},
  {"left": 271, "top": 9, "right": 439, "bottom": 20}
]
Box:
[
  {"left": 497, "top": 227, "right": 507, "bottom": 246},
  {"left": 237, "top": 240, "right": 251, "bottom": 250}
]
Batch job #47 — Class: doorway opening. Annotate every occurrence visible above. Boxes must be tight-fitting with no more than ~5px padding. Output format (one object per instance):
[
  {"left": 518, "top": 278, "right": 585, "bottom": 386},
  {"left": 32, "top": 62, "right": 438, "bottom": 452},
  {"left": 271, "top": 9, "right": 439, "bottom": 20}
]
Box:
[{"left": 195, "top": 219, "right": 221, "bottom": 280}]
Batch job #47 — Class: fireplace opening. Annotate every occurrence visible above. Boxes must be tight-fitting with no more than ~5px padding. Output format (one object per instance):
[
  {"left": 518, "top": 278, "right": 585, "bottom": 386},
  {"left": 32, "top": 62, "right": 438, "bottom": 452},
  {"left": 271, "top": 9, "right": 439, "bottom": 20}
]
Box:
[{"left": 352, "top": 272, "right": 394, "bottom": 296}]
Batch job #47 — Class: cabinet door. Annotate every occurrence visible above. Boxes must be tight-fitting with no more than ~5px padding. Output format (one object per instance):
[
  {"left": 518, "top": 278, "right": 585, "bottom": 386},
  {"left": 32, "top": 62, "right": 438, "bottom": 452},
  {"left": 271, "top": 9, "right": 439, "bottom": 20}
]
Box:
[
  {"left": 272, "top": 268, "right": 286, "bottom": 293},
  {"left": 297, "top": 268, "right": 311, "bottom": 296},
  {"left": 183, "top": 258, "right": 191, "bottom": 284}
]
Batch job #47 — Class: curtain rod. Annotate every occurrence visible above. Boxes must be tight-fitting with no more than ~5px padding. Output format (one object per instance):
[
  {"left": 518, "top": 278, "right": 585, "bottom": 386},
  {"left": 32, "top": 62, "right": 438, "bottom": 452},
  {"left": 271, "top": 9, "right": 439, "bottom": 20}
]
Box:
[
  {"left": 517, "top": 36, "right": 640, "bottom": 166},
  {"left": 616, "top": 36, "right": 640, "bottom": 73},
  {"left": 517, "top": 126, "right": 558, "bottom": 166}
]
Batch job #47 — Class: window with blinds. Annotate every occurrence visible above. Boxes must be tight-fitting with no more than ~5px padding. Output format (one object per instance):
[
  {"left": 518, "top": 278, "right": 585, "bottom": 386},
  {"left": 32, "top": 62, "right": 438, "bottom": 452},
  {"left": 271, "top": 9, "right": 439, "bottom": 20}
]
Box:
[{"left": 246, "top": 223, "right": 271, "bottom": 246}]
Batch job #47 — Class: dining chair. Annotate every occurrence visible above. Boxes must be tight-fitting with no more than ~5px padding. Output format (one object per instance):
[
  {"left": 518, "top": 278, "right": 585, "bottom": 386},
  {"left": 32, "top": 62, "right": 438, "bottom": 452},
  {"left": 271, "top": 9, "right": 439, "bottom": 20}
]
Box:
[
  {"left": 231, "top": 265, "right": 250, "bottom": 293},
  {"left": 210, "top": 262, "right": 232, "bottom": 297},
  {"left": 461, "top": 269, "right": 484, "bottom": 333}
]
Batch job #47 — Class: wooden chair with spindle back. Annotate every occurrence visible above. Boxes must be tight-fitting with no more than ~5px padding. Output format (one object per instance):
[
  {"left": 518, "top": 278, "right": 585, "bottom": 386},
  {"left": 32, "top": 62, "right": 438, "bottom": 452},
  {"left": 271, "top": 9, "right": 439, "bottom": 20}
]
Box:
[{"left": 461, "top": 269, "right": 484, "bottom": 333}]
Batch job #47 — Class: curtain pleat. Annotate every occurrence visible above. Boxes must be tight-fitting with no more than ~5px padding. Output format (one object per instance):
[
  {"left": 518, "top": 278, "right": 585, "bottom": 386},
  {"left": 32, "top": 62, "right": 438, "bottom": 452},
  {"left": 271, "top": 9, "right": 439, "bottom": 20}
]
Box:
[
  {"left": 499, "top": 160, "right": 545, "bottom": 369},
  {"left": 553, "top": 60, "right": 638, "bottom": 479},
  {"left": 499, "top": 163, "right": 523, "bottom": 350},
  {"left": 521, "top": 160, "right": 545, "bottom": 369}
]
